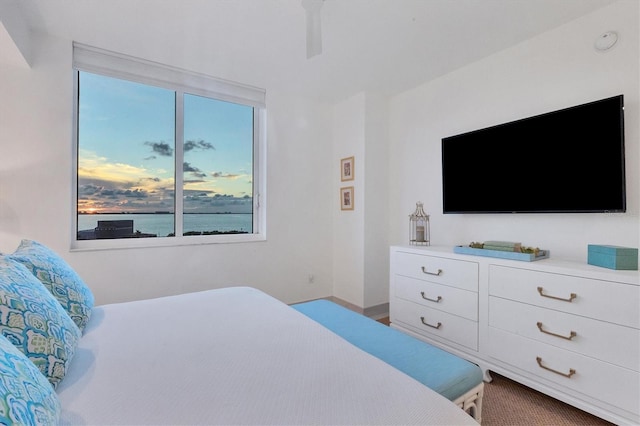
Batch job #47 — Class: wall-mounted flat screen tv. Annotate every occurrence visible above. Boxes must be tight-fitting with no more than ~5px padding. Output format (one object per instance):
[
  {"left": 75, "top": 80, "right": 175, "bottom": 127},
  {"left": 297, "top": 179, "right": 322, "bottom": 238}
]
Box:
[{"left": 441, "top": 95, "right": 625, "bottom": 214}]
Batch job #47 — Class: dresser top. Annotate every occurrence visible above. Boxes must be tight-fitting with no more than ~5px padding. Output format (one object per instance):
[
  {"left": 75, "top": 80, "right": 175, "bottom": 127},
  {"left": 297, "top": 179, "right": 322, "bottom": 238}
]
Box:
[{"left": 391, "top": 245, "right": 639, "bottom": 286}]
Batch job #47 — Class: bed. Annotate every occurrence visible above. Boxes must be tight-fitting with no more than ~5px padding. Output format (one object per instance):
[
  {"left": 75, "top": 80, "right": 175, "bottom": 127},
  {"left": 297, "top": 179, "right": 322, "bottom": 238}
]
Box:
[
  {"left": 56, "top": 287, "right": 477, "bottom": 425},
  {"left": 1, "top": 240, "right": 477, "bottom": 425}
]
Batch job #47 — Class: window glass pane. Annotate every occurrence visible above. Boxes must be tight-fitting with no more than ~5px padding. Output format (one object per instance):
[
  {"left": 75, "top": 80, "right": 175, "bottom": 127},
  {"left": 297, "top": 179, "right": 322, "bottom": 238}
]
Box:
[
  {"left": 183, "top": 94, "right": 254, "bottom": 236},
  {"left": 77, "top": 72, "right": 176, "bottom": 240}
]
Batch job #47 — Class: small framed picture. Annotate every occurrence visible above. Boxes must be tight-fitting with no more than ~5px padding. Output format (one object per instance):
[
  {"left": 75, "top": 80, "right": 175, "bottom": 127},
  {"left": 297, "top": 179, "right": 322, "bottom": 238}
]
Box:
[
  {"left": 340, "top": 186, "right": 354, "bottom": 210},
  {"left": 341, "top": 156, "right": 354, "bottom": 181}
]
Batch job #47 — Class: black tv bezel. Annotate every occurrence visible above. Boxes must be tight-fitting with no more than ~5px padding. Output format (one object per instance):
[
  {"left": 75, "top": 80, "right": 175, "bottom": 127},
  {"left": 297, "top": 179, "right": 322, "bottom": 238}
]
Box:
[{"left": 441, "top": 95, "right": 626, "bottom": 214}]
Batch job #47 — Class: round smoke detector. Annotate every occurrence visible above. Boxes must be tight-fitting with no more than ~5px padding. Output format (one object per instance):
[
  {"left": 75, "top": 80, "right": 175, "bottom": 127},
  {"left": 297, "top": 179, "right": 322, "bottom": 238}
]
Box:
[{"left": 595, "top": 31, "right": 618, "bottom": 51}]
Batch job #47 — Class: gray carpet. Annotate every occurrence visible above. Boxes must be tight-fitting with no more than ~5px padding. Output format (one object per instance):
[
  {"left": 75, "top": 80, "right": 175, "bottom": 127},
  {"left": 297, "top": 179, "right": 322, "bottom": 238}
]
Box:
[{"left": 481, "top": 372, "right": 613, "bottom": 425}]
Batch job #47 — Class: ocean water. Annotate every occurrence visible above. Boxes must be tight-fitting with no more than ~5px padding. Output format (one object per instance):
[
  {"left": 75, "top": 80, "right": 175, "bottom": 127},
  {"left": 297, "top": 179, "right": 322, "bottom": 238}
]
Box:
[{"left": 78, "top": 213, "right": 252, "bottom": 237}]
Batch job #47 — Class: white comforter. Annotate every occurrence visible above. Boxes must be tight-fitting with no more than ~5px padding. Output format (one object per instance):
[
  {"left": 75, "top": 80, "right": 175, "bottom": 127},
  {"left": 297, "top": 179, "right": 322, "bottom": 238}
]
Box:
[{"left": 56, "top": 286, "right": 478, "bottom": 425}]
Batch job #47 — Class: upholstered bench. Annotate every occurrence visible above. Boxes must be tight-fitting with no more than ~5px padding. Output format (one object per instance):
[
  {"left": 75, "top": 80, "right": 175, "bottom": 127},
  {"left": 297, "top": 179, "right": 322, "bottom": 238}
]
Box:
[{"left": 291, "top": 299, "right": 484, "bottom": 422}]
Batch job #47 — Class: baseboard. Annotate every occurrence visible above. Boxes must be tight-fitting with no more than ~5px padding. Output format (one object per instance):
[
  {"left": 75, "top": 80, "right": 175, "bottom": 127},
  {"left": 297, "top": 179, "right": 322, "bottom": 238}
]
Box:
[
  {"left": 325, "top": 296, "right": 389, "bottom": 320},
  {"left": 363, "top": 302, "right": 390, "bottom": 320}
]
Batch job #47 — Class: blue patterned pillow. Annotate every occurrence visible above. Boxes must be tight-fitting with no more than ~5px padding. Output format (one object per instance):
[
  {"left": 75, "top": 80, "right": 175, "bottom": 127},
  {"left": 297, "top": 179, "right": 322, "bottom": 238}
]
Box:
[
  {"left": 7, "top": 239, "right": 94, "bottom": 331},
  {"left": 0, "top": 334, "right": 60, "bottom": 425},
  {"left": 0, "top": 258, "right": 81, "bottom": 389}
]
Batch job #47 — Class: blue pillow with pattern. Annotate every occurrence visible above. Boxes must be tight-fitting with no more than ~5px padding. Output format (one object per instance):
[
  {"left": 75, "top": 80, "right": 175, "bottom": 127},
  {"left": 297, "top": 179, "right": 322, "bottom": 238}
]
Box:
[
  {"left": 0, "top": 333, "right": 61, "bottom": 425},
  {"left": 7, "top": 239, "right": 94, "bottom": 332},
  {"left": 0, "top": 258, "right": 81, "bottom": 389}
]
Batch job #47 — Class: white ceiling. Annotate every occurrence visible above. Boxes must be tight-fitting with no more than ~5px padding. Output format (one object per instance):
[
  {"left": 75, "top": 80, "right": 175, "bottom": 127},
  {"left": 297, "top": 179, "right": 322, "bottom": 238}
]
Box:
[{"left": 10, "top": 0, "right": 618, "bottom": 102}]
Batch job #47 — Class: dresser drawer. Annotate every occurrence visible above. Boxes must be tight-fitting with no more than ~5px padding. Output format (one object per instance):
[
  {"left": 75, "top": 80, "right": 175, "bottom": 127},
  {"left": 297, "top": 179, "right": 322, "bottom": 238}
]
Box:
[
  {"left": 488, "top": 327, "right": 640, "bottom": 416},
  {"left": 394, "top": 252, "right": 478, "bottom": 292},
  {"left": 489, "top": 296, "right": 639, "bottom": 371},
  {"left": 489, "top": 265, "right": 639, "bottom": 328},
  {"left": 394, "top": 275, "right": 478, "bottom": 321},
  {"left": 391, "top": 298, "right": 478, "bottom": 350}
]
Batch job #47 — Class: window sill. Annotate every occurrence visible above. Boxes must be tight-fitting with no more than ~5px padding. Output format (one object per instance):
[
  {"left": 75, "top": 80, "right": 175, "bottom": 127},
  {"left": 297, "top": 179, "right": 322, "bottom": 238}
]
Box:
[{"left": 70, "top": 232, "right": 266, "bottom": 252}]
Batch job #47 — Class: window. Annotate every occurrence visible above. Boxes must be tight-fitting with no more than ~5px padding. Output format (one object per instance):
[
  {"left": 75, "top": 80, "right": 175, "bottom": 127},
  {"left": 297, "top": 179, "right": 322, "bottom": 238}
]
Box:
[{"left": 72, "top": 43, "right": 266, "bottom": 249}]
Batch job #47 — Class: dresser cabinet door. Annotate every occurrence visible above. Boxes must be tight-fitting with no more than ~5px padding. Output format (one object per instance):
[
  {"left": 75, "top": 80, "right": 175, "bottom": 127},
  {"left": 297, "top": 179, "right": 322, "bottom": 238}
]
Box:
[
  {"left": 394, "top": 252, "right": 478, "bottom": 292},
  {"left": 489, "top": 296, "right": 639, "bottom": 371},
  {"left": 488, "top": 327, "right": 639, "bottom": 417},
  {"left": 394, "top": 275, "right": 478, "bottom": 321},
  {"left": 489, "top": 265, "right": 639, "bottom": 328},
  {"left": 393, "top": 298, "right": 479, "bottom": 350}
]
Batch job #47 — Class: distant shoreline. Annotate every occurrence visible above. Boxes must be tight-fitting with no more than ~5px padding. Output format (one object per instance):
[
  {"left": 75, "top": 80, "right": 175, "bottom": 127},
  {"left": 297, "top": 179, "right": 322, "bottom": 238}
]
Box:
[
  {"left": 78, "top": 212, "right": 252, "bottom": 215},
  {"left": 77, "top": 212, "right": 253, "bottom": 238}
]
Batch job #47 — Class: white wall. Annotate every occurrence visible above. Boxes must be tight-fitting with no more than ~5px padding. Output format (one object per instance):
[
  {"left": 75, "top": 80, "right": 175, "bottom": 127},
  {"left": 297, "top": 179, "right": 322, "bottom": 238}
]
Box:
[
  {"left": 0, "top": 32, "right": 335, "bottom": 306},
  {"left": 332, "top": 94, "right": 365, "bottom": 306},
  {"left": 0, "top": 0, "right": 32, "bottom": 67},
  {"left": 389, "top": 1, "right": 639, "bottom": 262},
  {"left": 332, "top": 93, "right": 390, "bottom": 310},
  {"left": 363, "top": 93, "right": 390, "bottom": 308}
]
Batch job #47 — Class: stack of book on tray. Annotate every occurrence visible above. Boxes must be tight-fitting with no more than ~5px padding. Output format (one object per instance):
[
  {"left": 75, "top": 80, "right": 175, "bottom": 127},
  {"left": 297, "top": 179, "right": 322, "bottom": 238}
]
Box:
[{"left": 482, "top": 241, "right": 522, "bottom": 252}]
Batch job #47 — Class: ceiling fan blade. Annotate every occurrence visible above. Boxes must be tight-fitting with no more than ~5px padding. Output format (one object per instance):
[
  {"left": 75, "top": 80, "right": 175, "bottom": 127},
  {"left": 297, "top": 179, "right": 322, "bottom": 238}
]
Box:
[{"left": 301, "top": 0, "right": 323, "bottom": 58}]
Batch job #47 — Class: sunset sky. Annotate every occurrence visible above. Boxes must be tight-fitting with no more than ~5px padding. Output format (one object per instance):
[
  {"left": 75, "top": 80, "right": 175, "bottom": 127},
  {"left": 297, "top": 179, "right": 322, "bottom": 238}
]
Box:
[{"left": 77, "top": 71, "right": 253, "bottom": 214}]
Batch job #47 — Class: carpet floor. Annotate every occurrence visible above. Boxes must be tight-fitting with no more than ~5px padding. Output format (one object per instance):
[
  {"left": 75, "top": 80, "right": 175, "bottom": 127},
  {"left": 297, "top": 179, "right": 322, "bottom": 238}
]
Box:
[{"left": 481, "top": 372, "right": 613, "bottom": 425}]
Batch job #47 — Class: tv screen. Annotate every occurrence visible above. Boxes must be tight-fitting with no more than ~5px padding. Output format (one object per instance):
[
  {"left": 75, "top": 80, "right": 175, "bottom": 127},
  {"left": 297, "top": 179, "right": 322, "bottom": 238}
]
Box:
[{"left": 441, "top": 95, "right": 625, "bottom": 214}]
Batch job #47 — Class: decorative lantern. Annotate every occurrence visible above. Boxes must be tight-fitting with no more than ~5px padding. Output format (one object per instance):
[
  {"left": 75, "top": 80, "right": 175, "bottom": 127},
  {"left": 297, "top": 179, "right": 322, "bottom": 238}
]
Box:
[{"left": 409, "top": 202, "right": 430, "bottom": 246}]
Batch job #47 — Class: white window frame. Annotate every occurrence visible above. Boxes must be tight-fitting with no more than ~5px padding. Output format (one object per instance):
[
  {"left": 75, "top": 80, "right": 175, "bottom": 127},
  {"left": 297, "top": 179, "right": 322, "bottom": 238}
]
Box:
[{"left": 71, "top": 43, "right": 266, "bottom": 251}]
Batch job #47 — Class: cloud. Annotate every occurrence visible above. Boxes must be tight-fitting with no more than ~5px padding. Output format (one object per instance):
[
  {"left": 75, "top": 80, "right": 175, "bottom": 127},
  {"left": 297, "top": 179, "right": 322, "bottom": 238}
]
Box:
[
  {"left": 145, "top": 141, "right": 174, "bottom": 157},
  {"left": 184, "top": 189, "right": 215, "bottom": 198},
  {"left": 183, "top": 191, "right": 252, "bottom": 213},
  {"left": 78, "top": 183, "right": 103, "bottom": 196},
  {"left": 184, "top": 139, "right": 215, "bottom": 152},
  {"left": 78, "top": 183, "right": 155, "bottom": 200},
  {"left": 121, "top": 189, "right": 148, "bottom": 199},
  {"left": 77, "top": 148, "right": 251, "bottom": 214},
  {"left": 78, "top": 157, "right": 174, "bottom": 213},
  {"left": 211, "top": 172, "right": 241, "bottom": 179},
  {"left": 79, "top": 151, "right": 152, "bottom": 184},
  {"left": 183, "top": 162, "right": 207, "bottom": 178}
]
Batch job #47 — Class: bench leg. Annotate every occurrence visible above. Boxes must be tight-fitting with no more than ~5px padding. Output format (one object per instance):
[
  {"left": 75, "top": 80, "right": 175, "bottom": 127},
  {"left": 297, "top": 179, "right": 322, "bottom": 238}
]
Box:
[{"left": 453, "top": 382, "right": 484, "bottom": 423}]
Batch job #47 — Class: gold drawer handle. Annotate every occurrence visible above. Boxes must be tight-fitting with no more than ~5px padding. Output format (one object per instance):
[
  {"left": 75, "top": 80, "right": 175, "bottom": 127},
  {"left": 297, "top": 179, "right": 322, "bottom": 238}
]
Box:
[
  {"left": 537, "top": 286, "right": 577, "bottom": 303},
  {"left": 421, "top": 267, "right": 443, "bottom": 276},
  {"left": 536, "top": 357, "right": 576, "bottom": 378},
  {"left": 537, "top": 322, "right": 576, "bottom": 341},
  {"left": 420, "top": 292, "right": 442, "bottom": 303},
  {"left": 420, "top": 317, "right": 442, "bottom": 329}
]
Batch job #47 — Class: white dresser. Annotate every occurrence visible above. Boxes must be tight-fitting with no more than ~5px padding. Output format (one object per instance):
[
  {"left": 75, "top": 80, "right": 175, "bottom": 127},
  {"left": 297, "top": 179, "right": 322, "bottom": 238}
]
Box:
[{"left": 390, "top": 245, "right": 640, "bottom": 425}]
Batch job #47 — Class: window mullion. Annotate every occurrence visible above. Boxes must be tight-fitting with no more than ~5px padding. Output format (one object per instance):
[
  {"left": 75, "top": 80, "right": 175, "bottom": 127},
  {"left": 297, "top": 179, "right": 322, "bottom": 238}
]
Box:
[
  {"left": 253, "top": 108, "right": 261, "bottom": 234},
  {"left": 174, "top": 91, "right": 185, "bottom": 236}
]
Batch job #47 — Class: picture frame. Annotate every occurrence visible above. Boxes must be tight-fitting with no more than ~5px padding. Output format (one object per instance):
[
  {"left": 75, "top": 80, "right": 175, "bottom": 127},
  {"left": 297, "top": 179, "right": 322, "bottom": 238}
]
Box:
[
  {"left": 340, "top": 186, "right": 354, "bottom": 210},
  {"left": 340, "top": 156, "right": 354, "bottom": 181}
]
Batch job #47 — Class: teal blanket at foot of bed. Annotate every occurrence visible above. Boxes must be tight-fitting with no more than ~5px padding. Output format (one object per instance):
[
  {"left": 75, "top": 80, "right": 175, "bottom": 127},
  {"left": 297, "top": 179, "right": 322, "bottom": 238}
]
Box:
[{"left": 292, "top": 299, "right": 482, "bottom": 401}]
